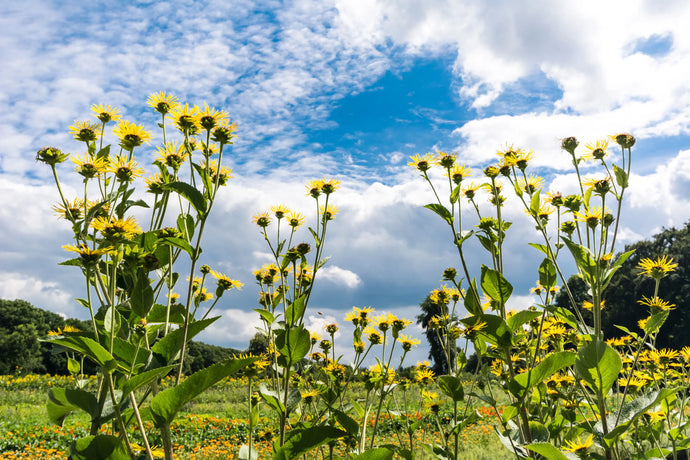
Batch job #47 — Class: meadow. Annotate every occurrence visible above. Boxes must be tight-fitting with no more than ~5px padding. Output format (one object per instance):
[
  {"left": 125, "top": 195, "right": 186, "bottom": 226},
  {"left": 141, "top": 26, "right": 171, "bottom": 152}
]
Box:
[{"left": 0, "top": 374, "right": 510, "bottom": 459}]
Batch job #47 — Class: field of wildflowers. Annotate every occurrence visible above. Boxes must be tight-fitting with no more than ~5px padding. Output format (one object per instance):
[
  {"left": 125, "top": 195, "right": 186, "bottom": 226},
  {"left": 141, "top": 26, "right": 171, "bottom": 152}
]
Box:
[{"left": 23, "top": 94, "right": 690, "bottom": 459}]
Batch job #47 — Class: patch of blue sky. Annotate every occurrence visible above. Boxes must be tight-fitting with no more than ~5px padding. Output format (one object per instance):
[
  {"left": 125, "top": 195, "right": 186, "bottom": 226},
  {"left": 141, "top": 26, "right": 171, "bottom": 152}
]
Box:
[
  {"left": 481, "top": 71, "right": 563, "bottom": 118},
  {"left": 627, "top": 33, "right": 673, "bottom": 58},
  {"left": 308, "top": 54, "right": 474, "bottom": 168}
]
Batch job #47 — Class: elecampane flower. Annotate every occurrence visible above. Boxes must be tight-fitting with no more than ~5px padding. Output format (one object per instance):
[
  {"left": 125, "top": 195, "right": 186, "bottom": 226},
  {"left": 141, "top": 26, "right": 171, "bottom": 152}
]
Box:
[
  {"left": 147, "top": 92, "right": 180, "bottom": 115},
  {"left": 91, "top": 104, "right": 121, "bottom": 124},
  {"left": 113, "top": 121, "right": 152, "bottom": 150},
  {"left": 69, "top": 120, "right": 101, "bottom": 142}
]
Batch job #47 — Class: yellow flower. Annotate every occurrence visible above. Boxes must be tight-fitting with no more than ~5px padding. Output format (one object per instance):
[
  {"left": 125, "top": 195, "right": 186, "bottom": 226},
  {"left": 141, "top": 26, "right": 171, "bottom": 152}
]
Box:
[
  {"left": 211, "top": 271, "right": 243, "bottom": 292},
  {"left": 408, "top": 153, "right": 435, "bottom": 173},
  {"left": 436, "top": 151, "right": 456, "bottom": 169},
  {"left": 204, "top": 160, "right": 233, "bottom": 186},
  {"left": 461, "top": 182, "right": 482, "bottom": 200},
  {"left": 373, "top": 312, "right": 397, "bottom": 332},
  {"left": 253, "top": 212, "right": 271, "bottom": 228},
  {"left": 109, "top": 155, "right": 145, "bottom": 183},
  {"left": 320, "top": 204, "right": 338, "bottom": 221},
  {"left": 563, "top": 435, "right": 594, "bottom": 455},
  {"left": 145, "top": 173, "right": 167, "bottom": 194},
  {"left": 69, "top": 120, "right": 101, "bottom": 143},
  {"left": 170, "top": 103, "right": 200, "bottom": 134},
  {"left": 92, "top": 216, "right": 141, "bottom": 241},
  {"left": 113, "top": 121, "right": 152, "bottom": 150},
  {"left": 91, "top": 104, "right": 121, "bottom": 124},
  {"left": 52, "top": 198, "right": 84, "bottom": 221},
  {"left": 397, "top": 334, "right": 420, "bottom": 351},
  {"left": 286, "top": 211, "right": 306, "bottom": 228},
  {"left": 363, "top": 327, "right": 382, "bottom": 345},
  {"left": 637, "top": 256, "right": 678, "bottom": 280},
  {"left": 305, "top": 179, "right": 322, "bottom": 198},
  {"left": 147, "top": 92, "right": 180, "bottom": 115},
  {"left": 198, "top": 102, "right": 229, "bottom": 130},
  {"left": 320, "top": 178, "right": 340, "bottom": 194},
  {"left": 638, "top": 296, "right": 675, "bottom": 312},
  {"left": 415, "top": 367, "right": 435, "bottom": 385},
  {"left": 610, "top": 133, "right": 636, "bottom": 149},
  {"left": 155, "top": 141, "right": 188, "bottom": 171},
  {"left": 583, "top": 139, "right": 609, "bottom": 161},
  {"left": 63, "top": 244, "right": 114, "bottom": 267},
  {"left": 270, "top": 205, "right": 290, "bottom": 219},
  {"left": 517, "top": 174, "right": 544, "bottom": 194},
  {"left": 211, "top": 123, "right": 238, "bottom": 145},
  {"left": 582, "top": 300, "right": 606, "bottom": 311},
  {"left": 583, "top": 176, "right": 611, "bottom": 195},
  {"left": 574, "top": 206, "right": 604, "bottom": 228},
  {"left": 72, "top": 153, "right": 108, "bottom": 179}
]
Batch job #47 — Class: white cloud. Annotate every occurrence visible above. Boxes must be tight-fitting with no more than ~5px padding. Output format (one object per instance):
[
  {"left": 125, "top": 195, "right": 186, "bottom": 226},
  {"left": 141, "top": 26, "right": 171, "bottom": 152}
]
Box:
[
  {"left": 318, "top": 265, "right": 362, "bottom": 288},
  {"left": 0, "top": 272, "right": 72, "bottom": 316}
]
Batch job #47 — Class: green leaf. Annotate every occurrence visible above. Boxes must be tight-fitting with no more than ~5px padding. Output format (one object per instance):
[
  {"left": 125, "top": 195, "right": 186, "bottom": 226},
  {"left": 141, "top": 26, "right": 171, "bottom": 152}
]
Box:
[
  {"left": 464, "top": 314, "right": 513, "bottom": 348},
  {"left": 284, "top": 295, "right": 306, "bottom": 327},
  {"left": 177, "top": 213, "right": 195, "bottom": 240},
  {"left": 47, "top": 388, "right": 98, "bottom": 426},
  {"left": 506, "top": 310, "right": 541, "bottom": 332},
  {"left": 258, "top": 384, "right": 286, "bottom": 414},
  {"left": 450, "top": 184, "right": 461, "bottom": 204},
  {"left": 151, "top": 316, "right": 219, "bottom": 365},
  {"left": 464, "top": 279, "right": 483, "bottom": 316},
  {"left": 44, "top": 336, "right": 116, "bottom": 373},
  {"left": 574, "top": 339, "right": 622, "bottom": 396},
  {"left": 333, "top": 408, "right": 359, "bottom": 435},
  {"left": 239, "top": 444, "right": 259, "bottom": 460},
  {"left": 525, "top": 443, "right": 569, "bottom": 460},
  {"left": 424, "top": 203, "right": 453, "bottom": 225},
  {"left": 528, "top": 243, "right": 549, "bottom": 256},
  {"left": 480, "top": 264, "right": 513, "bottom": 304},
  {"left": 69, "top": 435, "right": 129, "bottom": 460},
  {"left": 255, "top": 308, "right": 275, "bottom": 325},
  {"left": 644, "top": 309, "right": 669, "bottom": 334},
  {"left": 158, "top": 237, "right": 195, "bottom": 257},
  {"left": 147, "top": 303, "right": 186, "bottom": 324},
  {"left": 162, "top": 181, "right": 207, "bottom": 215},
  {"left": 612, "top": 163, "right": 628, "bottom": 188},
  {"left": 273, "top": 426, "right": 347, "bottom": 460},
  {"left": 437, "top": 375, "right": 464, "bottom": 402},
  {"left": 529, "top": 189, "right": 541, "bottom": 216},
  {"left": 275, "top": 326, "right": 311, "bottom": 363},
  {"left": 538, "top": 258, "right": 557, "bottom": 288},
  {"left": 120, "top": 365, "right": 175, "bottom": 396},
  {"left": 151, "top": 356, "right": 255, "bottom": 426},
  {"left": 509, "top": 351, "right": 577, "bottom": 399},
  {"left": 130, "top": 270, "right": 154, "bottom": 317},
  {"left": 352, "top": 448, "right": 395, "bottom": 460},
  {"left": 562, "top": 237, "right": 597, "bottom": 280},
  {"left": 67, "top": 357, "right": 81, "bottom": 375},
  {"left": 603, "top": 388, "right": 678, "bottom": 446}
]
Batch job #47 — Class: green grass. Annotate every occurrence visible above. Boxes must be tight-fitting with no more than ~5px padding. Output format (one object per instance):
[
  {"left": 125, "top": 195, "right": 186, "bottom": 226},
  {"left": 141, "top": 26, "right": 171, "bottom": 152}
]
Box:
[{"left": 0, "top": 375, "right": 513, "bottom": 459}]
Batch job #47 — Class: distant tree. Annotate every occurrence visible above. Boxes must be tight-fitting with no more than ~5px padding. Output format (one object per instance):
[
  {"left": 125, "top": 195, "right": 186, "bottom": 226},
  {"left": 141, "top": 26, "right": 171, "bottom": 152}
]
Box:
[
  {"left": 556, "top": 222, "right": 690, "bottom": 347},
  {"left": 181, "top": 341, "right": 241, "bottom": 375},
  {"left": 416, "top": 295, "right": 455, "bottom": 375},
  {"left": 0, "top": 299, "right": 64, "bottom": 374},
  {"left": 246, "top": 332, "right": 269, "bottom": 356}
]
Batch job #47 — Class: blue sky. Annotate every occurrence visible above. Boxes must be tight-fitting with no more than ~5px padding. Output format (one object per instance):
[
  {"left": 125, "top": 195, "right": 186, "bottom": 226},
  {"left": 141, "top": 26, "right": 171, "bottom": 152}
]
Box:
[{"left": 2, "top": 0, "right": 690, "bottom": 364}]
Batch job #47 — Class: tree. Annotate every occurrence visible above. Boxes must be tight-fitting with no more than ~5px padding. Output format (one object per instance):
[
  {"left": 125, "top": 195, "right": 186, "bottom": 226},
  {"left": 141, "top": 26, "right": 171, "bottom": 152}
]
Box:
[
  {"left": 556, "top": 222, "right": 690, "bottom": 348},
  {"left": 0, "top": 299, "right": 64, "bottom": 374},
  {"left": 416, "top": 295, "right": 455, "bottom": 375}
]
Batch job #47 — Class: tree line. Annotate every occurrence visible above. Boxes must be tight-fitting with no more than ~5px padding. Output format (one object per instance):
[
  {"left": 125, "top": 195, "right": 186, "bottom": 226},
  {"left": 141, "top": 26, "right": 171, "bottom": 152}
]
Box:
[{"left": 0, "top": 299, "right": 240, "bottom": 375}]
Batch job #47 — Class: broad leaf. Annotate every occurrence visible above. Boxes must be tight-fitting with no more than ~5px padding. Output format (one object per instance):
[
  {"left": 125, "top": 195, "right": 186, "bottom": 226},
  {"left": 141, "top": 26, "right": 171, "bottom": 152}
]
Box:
[
  {"left": 424, "top": 203, "right": 453, "bottom": 225},
  {"left": 162, "top": 181, "right": 207, "bottom": 215},
  {"left": 273, "top": 426, "right": 347, "bottom": 460},
  {"left": 151, "top": 316, "right": 219, "bottom": 365},
  {"left": 437, "top": 375, "right": 464, "bottom": 402},
  {"left": 575, "top": 339, "right": 621, "bottom": 396},
  {"left": 44, "top": 336, "right": 116, "bottom": 372},
  {"left": 69, "top": 435, "right": 129, "bottom": 460},
  {"left": 47, "top": 388, "right": 98, "bottom": 426},
  {"left": 151, "top": 356, "right": 256, "bottom": 425},
  {"left": 481, "top": 265, "right": 513, "bottom": 305},
  {"left": 509, "top": 351, "right": 577, "bottom": 399}
]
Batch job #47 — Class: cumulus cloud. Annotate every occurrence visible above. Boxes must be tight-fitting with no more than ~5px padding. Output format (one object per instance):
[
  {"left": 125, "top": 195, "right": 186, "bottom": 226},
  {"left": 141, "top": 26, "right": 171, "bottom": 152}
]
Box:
[{"left": 318, "top": 265, "right": 363, "bottom": 288}]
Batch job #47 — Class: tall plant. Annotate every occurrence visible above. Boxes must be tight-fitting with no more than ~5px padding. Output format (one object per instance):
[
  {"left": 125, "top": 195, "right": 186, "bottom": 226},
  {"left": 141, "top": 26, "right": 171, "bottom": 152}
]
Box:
[{"left": 38, "top": 96, "right": 254, "bottom": 460}]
